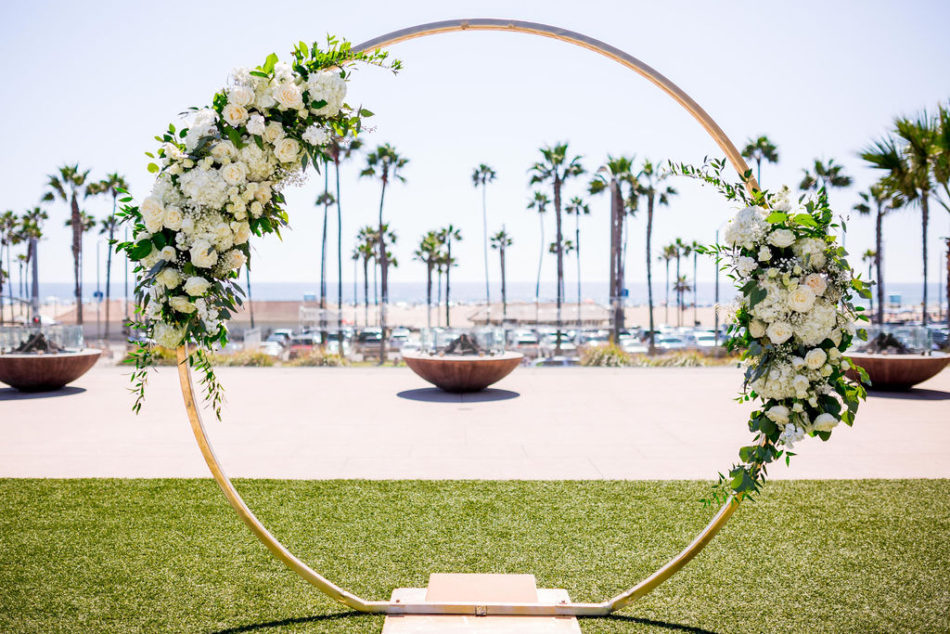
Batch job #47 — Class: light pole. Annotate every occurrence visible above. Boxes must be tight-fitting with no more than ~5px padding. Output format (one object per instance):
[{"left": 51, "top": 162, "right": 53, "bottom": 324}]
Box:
[
  {"left": 95, "top": 238, "right": 102, "bottom": 341},
  {"left": 30, "top": 236, "right": 39, "bottom": 325},
  {"left": 714, "top": 230, "right": 720, "bottom": 345}
]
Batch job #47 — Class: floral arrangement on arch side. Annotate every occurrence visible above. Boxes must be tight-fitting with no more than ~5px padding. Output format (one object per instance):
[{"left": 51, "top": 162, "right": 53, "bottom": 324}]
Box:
[
  {"left": 672, "top": 159, "right": 872, "bottom": 504},
  {"left": 116, "top": 38, "right": 400, "bottom": 418}
]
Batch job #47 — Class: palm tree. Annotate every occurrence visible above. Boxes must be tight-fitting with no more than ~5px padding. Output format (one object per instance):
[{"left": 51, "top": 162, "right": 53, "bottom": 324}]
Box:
[
  {"left": 861, "top": 249, "right": 877, "bottom": 317},
  {"left": 86, "top": 172, "right": 128, "bottom": 339},
  {"left": 637, "top": 160, "right": 677, "bottom": 353},
  {"left": 316, "top": 188, "right": 335, "bottom": 345},
  {"left": 527, "top": 191, "right": 550, "bottom": 324},
  {"left": 328, "top": 134, "right": 362, "bottom": 342},
  {"left": 674, "top": 238, "right": 691, "bottom": 326},
  {"left": 800, "top": 158, "right": 853, "bottom": 246},
  {"left": 741, "top": 135, "right": 779, "bottom": 186},
  {"left": 936, "top": 103, "right": 950, "bottom": 329},
  {"left": 0, "top": 210, "right": 19, "bottom": 324},
  {"left": 414, "top": 230, "right": 442, "bottom": 331},
  {"left": 659, "top": 244, "right": 676, "bottom": 325},
  {"left": 853, "top": 183, "right": 901, "bottom": 325},
  {"left": 862, "top": 114, "right": 938, "bottom": 325},
  {"left": 472, "top": 163, "right": 496, "bottom": 307},
  {"left": 564, "top": 196, "right": 590, "bottom": 330},
  {"left": 438, "top": 225, "right": 462, "bottom": 328},
  {"left": 529, "top": 143, "right": 585, "bottom": 352},
  {"left": 43, "top": 164, "right": 90, "bottom": 324},
  {"left": 691, "top": 240, "right": 700, "bottom": 327},
  {"left": 355, "top": 226, "right": 378, "bottom": 328},
  {"left": 19, "top": 207, "right": 47, "bottom": 321},
  {"left": 490, "top": 228, "right": 513, "bottom": 323},
  {"left": 360, "top": 144, "right": 408, "bottom": 363},
  {"left": 674, "top": 275, "right": 692, "bottom": 316},
  {"left": 589, "top": 156, "right": 636, "bottom": 342}
]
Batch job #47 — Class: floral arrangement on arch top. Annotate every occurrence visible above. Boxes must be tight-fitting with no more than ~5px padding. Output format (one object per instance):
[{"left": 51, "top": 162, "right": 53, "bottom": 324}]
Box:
[
  {"left": 671, "top": 158, "right": 872, "bottom": 504},
  {"left": 117, "top": 38, "right": 400, "bottom": 418}
]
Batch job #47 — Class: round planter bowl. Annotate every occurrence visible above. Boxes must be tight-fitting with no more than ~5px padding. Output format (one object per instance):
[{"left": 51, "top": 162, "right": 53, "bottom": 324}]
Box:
[
  {"left": 846, "top": 352, "right": 950, "bottom": 390},
  {"left": 403, "top": 351, "right": 523, "bottom": 392},
  {"left": 0, "top": 349, "right": 101, "bottom": 392}
]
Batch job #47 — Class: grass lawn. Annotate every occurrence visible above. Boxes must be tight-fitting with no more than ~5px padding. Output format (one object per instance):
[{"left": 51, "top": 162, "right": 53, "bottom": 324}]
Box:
[{"left": 1, "top": 479, "right": 948, "bottom": 633}]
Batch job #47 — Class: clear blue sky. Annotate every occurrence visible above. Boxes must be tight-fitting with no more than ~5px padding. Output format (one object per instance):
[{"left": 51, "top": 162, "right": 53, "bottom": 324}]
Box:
[{"left": 1, "top": 0, "right": 948, "bottom": 295}]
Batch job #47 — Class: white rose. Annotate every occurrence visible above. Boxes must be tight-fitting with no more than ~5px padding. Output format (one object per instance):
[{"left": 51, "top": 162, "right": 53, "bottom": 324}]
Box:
[
  {"left": 190, "top": 240, "right": 218, "bottom": 269},
  {"left": 735, "top": 256, "right": 757, "bottom": 278},
  {"left": 766, "top": 321, "right": 793, "bottom": 345},
  {"left": 141, "top": 247, "right": 161, "bottom": 269},
  {"left": 246, "top": 113, "right": 265, "bottom": 136},
  {"left": 263, "top": 121, "right": 285, "bottom": 143},
  {"left": 183, "top": 276, "right": 211, "bottom": 297},
  {"left": 163, "top": 206, "right": 183, "bottom": 231},
  {"left": 273, "top": 82, "right": 303, "bottom": 109},
  {"left": 220, "top": 161, "right": 247, "bottom": 186},
  {"left": 767, "top": 228, "right": 795, "bottom": 248},
  {"left": 803, "top": 273, "right": 827, "bottom": 296},
  {"left": 791, "top": 356, "right": 806, "bottom": 370},
  {"left": 169, "top": 295, "right": 196, "bottom": 314},
  {"left": 141, "top": 196, "right": 165, "bottom": 234},
  {"left": 820, "top": 364, "right": 833, "bottom": 377},
  {"left": 828, "top": 348, "right": 842, "bottom": 361},
  {"left": 222, "top": 103, "right": 249, "bottom": 127},
  {"left": 749, "top": 319, "right": 767, "bottom": 338},
  {"left": 159, "top": 246, "right": 177, "bottom": 262},
  {"left": 758, "top": 245, "right": 772, "bottom": 262},
  {"left": 804, "top": 348, "right": 827, "bottom": 370},
  {"left": 765, "top": 405, "right": 790, "bottom": 425},
  {"left": 227, "top": 84, "right": 255, "bottom": 107},
  {"left": 787, "top": 285, "right": 816, "bottom": 312},
  {"left": 211, "top": 140, "right": 237, "bottom": 161},
  {"left": 223, "top": 249, "right": 247, "bottom": 271},
  {"left": 841, "top": 360, "right": 850, "bottom": 371},
  {"left": 231, "top": 221, "right": 251, "bottom": 245},
  {"left": 153, "top": 322, "right": 184, "bottom": 349},
  {"left": 273, "top": 137, "right": 300, "bottom": 163},
  {"left": 249, "top": 201, "right": 264, "bottom": 217},
  {"left": 813, "top": 413, "right": 839, "bottom": 432},
  {"left": 253, "top": 183, "right": 272, "bottom": 204},
  {"left": 156, "top": 267, "right": 181, "bottom": 289},
  {"left": 830, "top": 328, "right": 842, "bottom": 346},
  {"left": 302, "top": 124, "right": 329, "bottom": 146},
  {"left": 212, "top": 222, "right": 234, "bottom": 250},
  {"left": 793, "top": 374, "right": 810, "bottom": 397}
]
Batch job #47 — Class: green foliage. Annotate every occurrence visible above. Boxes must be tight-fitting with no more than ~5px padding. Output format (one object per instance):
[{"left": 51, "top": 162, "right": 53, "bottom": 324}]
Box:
[
  {"left": 210, "top": 350, "right": 276, "bottom": 367},
  {"left": 285, "top": 350, "right": 348, "bottom": 367},
  {"left": 580, "top": 343, "right": 631, "bottom": 367}
]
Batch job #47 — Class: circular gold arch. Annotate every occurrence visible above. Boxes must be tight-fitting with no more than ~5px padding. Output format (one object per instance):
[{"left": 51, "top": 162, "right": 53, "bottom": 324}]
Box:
[{"left": 178, "top": 18, "right": 755, "bottom": 617}]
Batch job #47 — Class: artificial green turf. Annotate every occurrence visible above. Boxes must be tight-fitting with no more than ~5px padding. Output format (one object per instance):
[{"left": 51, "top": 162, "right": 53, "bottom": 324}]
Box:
[{"left": 1, "top": 480, "right": 948, "bottom": 633}]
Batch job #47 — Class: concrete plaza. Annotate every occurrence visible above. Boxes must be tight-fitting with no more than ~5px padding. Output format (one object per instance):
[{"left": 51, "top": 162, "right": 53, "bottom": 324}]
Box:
[{"left": 1, "top": 364, "right": 948, "bottom": 479}]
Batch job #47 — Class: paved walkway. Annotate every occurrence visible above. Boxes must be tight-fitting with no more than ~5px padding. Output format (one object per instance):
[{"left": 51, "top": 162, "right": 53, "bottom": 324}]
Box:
[{"left": 2, "top": 364, "right": 948, "bottom": 479}]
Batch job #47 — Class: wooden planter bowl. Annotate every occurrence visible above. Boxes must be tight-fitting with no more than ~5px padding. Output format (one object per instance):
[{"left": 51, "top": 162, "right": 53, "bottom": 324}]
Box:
[
  {"left": 847, "top": 352, "right": 950, "bottom": 390},
  {"left": 0, "top": 349, "right": 101, "bottom": 392},
  {"left": 403, "top": 351, "right": 523, "bottom": 392}
]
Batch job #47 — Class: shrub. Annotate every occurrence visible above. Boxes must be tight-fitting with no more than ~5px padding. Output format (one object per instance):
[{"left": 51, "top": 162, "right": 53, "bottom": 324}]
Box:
[
  {"left": 285, "top": 351, "right": 348, "bottom": 367},
  {"left": 580, "top": 343, "right": 632, "bottom": 367},
  {"left": 210, "top": 351, "right": 275, "bottom": 367}
]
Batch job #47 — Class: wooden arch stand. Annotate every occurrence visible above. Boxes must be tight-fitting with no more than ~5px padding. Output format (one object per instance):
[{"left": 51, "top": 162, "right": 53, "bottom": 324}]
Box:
[{"left": 177, "top": 18, "right": 758, "bottom": 628}]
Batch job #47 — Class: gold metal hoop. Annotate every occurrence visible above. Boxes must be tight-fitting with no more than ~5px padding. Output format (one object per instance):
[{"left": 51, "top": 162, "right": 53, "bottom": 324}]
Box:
[{"left": 178, "top": 18, "right": 755, "bottom": 617}]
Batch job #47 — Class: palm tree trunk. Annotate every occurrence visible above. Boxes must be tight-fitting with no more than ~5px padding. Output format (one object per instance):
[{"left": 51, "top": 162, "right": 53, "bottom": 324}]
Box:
[
  {"left": 445, "top": 240, "right": 452, "bottom": 328},
  {"left": 123, "top": 226, "right": 129, "bottom": 326},
  {"left": 922, "top": 196, "right": 929, "bottom": 325},
  {"left": 675, "top": 253, "right": 682, "bottom": 327},
  {"left": 553, "top": 178, "right": 563, "bottom": 354},
  {"left": 426, "top": 263, "right": 432, "bottom": 333},
  {"left": 377, "top": 180, "right": 388, "bottom": 364},
  {"left": 609, "top": 180, "right": 620, "bottom": 343},
  {"left": 71, "top": 192, "right": 83, "bottom": 324},
  {"left": 693, "top": 251, "right": 698, "bottom": 326},
  {"left": 945, "top": 237, "right": 950, "bottom": 331},
  {"left": 664, "top": 259, "right": 670, "bottom": 325},
  {"left": 334, "top": 159, "right": 344, "bottom": 346},
  {"left": 437, "top": 268, "right": 443, "bottom": 327},
  {"left": 500, "top": 246, "right": 507, "bottom": 323},
  {"left": 105, "top": 225, "right": 114, "bottom": 339},
  {"left": 875, "top": 207, "right": 885, "bottom": 326},
  {"left": 320, "top": 182, "right": 329, "bottom": 348},
  {"left": 363, "top": 258, "right": 369, "bottom": 327},
  {"left": 646, "top": 197, "right": 656, "bottom": 354},
  {"left": 481, "top": 185, "right": 490, "bottom": 307},
  {"left": 576, "top": 211, "right": 581, "bottom": 330},
  {"left": 535, "top": 213, "right": 544, "bottom": 326},
  {"left": 245, "top": 266, "right": 254, "bottom": 329},
  {"left": 756, "top": 157, "right": 762, "bottom": 186}
]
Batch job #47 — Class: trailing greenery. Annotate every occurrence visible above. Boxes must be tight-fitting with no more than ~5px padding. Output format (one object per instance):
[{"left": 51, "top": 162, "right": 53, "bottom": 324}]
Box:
[{"left": 1, "top": 479, "right": 947, "bottom": 633}]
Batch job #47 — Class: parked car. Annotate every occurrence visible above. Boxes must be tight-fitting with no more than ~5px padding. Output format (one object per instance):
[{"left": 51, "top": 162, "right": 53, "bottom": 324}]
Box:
[
  {"left": 694, "top": 333, "right": 721, "bottom": 349},
  {"left": 288, "top": 333, "right": 319, "bottom": 357},
  {"left": 654, "top": 335, "right": 687, "bottom": 351},
  {"left": 260, "top": 341, "right": 285, "bottom": 358},
  {"left": 622, "top": 340, "right": 649, "bottom": 354}
]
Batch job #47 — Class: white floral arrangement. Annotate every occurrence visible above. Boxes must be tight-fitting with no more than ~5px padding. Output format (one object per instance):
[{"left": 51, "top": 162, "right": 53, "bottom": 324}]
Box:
[
  {"left": 117, "top": 39, "right": 400, "bottom": 417},
  {"left": 673, "top": 159, "right": 871, "bottom": 503}
]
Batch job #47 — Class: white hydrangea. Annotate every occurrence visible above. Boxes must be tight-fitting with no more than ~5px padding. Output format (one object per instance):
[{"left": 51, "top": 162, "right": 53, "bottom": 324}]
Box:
[
  {"left": 794, "top": 300, "right": 837, "bottom": 346},
  {"left": 779, "top": 423, "right": 805, "bottom": 448},
  {"left": 302, "top": 124, "right": 329, "bottom": 146},
  {"left": 307, "top": 70, "right": 347, "bottom": 116},
  {"left": 793, "top": 237, "right": 827, "bottom": 269},
  {"left": 724, "top": 206, "right": 768, "bottom": 250},
  {"left": 179, "top": 167, "right": 229, "bottom": 209},
  {"left": 154, "top": 322, "right": 184, "bottom": 348},
  {"left": 246, "top": 113, "right": 266, "bottom": 136}
]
